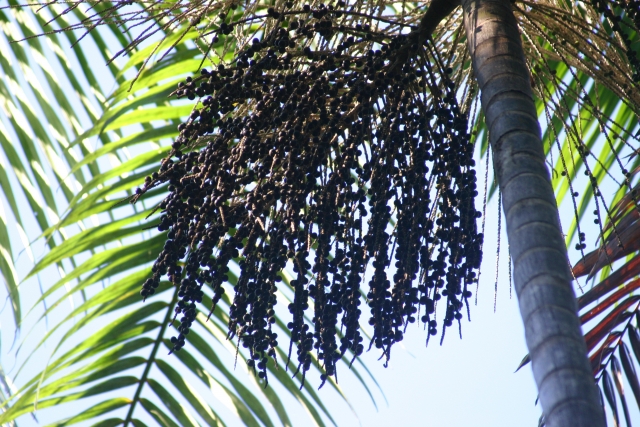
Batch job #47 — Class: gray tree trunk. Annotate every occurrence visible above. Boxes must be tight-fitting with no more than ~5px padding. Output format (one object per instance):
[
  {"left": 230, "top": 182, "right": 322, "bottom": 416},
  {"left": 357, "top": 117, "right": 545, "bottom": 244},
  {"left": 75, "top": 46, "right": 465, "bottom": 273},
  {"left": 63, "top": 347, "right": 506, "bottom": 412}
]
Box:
[{"left": 460, "top": 0, "right": 606, "bottom": 425}]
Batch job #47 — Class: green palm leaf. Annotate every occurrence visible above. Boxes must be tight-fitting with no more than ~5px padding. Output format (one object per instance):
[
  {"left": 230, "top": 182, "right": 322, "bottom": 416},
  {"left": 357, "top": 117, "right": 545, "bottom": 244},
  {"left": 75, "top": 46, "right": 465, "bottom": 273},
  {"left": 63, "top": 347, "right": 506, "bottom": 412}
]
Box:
[{"left": 0, "top": 2, "right": 378, "bottom": 425}]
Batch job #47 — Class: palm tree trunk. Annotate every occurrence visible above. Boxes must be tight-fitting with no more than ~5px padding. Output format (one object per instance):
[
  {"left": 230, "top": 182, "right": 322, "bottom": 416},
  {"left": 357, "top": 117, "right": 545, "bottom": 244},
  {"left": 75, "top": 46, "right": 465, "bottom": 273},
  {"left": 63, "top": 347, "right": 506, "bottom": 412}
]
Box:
[{"left": 460, "top": 0, "right": 605, "bottom": 425}]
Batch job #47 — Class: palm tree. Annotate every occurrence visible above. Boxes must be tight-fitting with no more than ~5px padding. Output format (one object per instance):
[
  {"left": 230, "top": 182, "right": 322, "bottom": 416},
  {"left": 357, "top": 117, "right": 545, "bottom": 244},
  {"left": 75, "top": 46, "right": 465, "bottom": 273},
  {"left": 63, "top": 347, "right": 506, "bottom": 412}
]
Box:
[
  {"left": 0, "top": 0, "right": 638, "bottom": 426},
  {"left": 461, "top": 1, "right": 603, "bottom": 425}
]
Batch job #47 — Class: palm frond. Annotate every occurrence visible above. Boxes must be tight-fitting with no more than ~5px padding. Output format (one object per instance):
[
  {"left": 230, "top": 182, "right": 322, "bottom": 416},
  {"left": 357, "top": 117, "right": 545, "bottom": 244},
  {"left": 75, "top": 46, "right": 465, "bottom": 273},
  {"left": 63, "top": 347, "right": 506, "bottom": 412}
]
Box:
[
  {"left": 0, "top": 2, "right": 377, "bottom": 425},
  {"left": 3, "top": 0, "right": 640, "bottom": 424}
]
